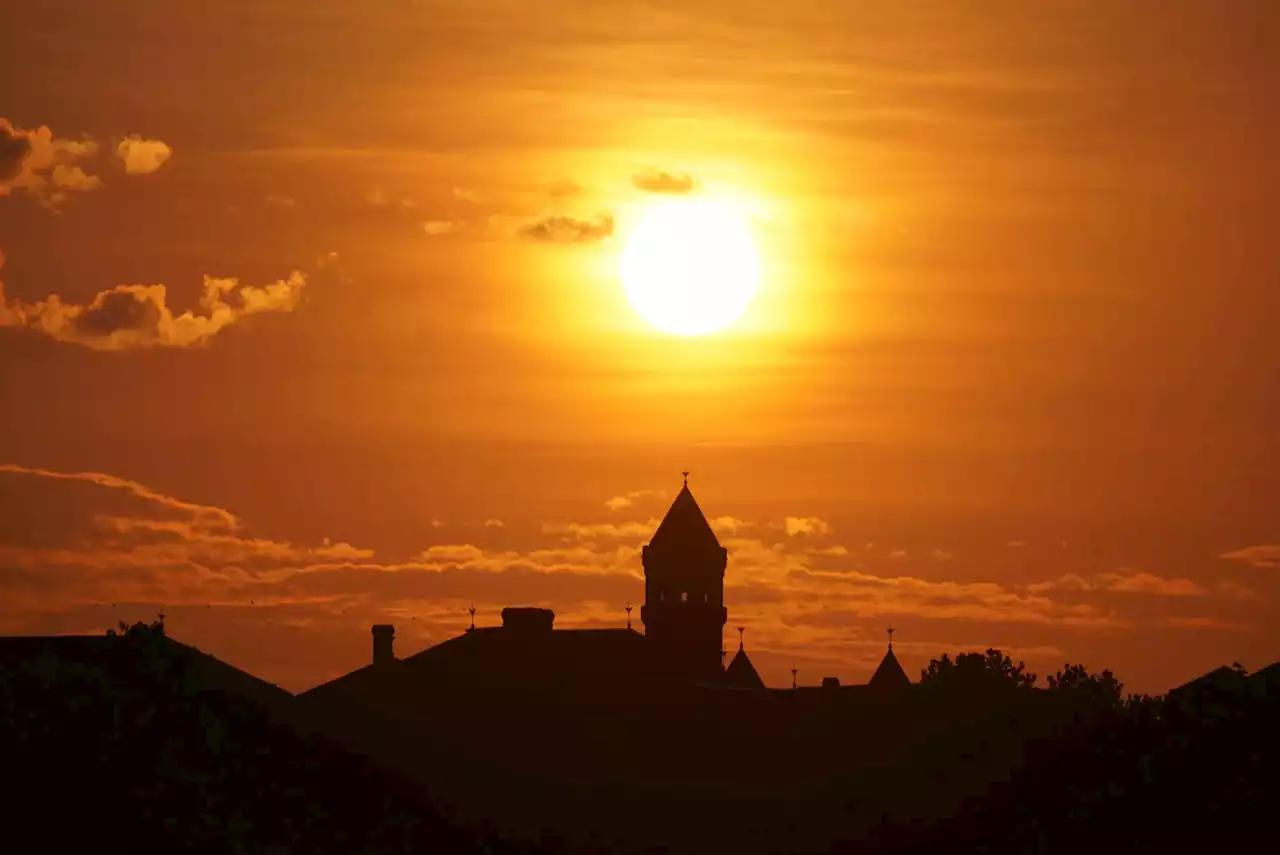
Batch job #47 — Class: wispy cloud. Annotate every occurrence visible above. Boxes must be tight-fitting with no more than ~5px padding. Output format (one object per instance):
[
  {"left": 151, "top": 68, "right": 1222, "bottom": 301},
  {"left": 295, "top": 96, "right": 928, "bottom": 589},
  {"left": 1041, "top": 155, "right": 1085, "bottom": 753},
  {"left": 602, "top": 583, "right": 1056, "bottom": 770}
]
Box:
[
  {"left": 518, "top": 213, "right": 613, "bottom": 243},
  {"left": 784, "top": 516, "right": 830, "bottom": 536},
  {"left": 603, "top": 488, "right": 667, "bottom": 512},
  {"left": 1221, "top": 545, "right": 1280, "bottom": 569},
  {"left": 1026, "top": 571, "right": 1208, "bottom": 597},
  {"left": 632, "top": 168, "right": 695, "bottom": 195}
]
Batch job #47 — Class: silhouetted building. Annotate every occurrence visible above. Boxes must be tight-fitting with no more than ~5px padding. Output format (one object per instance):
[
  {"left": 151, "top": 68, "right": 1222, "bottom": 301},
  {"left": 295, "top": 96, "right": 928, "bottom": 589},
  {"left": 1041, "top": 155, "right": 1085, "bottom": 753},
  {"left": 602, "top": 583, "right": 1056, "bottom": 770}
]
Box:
[
  {"left": 640, "top": 474, "right": 728, "bottom": 680},
  {"left": 725, "top": 639, "right": 766, "bottom": 689},
  {"left": 868, "top": 636, "right": 911, "bottom": 690},
  {"left": 303, "top": 476, "right": 911, "bottom": 705}
]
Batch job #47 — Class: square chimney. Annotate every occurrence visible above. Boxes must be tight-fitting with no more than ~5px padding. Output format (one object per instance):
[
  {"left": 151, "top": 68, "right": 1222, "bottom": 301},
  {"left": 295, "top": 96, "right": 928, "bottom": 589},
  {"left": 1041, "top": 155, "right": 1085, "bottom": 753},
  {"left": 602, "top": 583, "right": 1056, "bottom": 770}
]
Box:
[{"left": 371, "top": 624, "right": 395, "bottom": 667}]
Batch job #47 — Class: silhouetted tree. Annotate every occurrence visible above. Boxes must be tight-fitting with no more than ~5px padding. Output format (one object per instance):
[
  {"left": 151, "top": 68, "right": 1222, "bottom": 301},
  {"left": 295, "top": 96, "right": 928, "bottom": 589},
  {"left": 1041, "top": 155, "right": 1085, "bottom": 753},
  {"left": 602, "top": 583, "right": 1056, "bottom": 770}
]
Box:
[
  {"left": 1046, "top": 663, "right": 1123, "bottom": 710},
  {"left": 919, "top": 648, "right": 1037, "bottom": 690}
]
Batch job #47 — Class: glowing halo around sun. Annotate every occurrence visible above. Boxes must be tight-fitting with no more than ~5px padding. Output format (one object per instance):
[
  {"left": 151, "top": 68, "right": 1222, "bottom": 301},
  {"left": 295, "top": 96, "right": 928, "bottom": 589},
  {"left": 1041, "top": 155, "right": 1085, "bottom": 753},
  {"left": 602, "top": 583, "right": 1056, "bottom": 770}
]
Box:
[{"left": 619, "top": 199, "right": 761, "bottom": 336}]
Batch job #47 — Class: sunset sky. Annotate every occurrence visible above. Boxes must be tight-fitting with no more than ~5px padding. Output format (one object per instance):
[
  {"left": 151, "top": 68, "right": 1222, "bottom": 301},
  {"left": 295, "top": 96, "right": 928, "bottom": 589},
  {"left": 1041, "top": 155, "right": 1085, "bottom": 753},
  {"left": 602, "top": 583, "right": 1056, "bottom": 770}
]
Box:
[{"left": 2, "top": 0, "right": 1277, "bottom": 694}]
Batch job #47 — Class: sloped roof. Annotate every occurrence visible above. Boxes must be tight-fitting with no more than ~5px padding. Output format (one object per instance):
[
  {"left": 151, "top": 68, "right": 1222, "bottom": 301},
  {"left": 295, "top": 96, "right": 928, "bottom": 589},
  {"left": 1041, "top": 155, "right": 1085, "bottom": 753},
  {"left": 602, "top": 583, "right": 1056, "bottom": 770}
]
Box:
[
  {"left": 648, "top": 483, "right": 722, "bottom": 554},
  {"left": 300, "top": 625, "right": 674, "bottom": 702},
  {"left": 1250, "top": 662, "right": 1280, "bottom": 694},
  {"left": 724, "top": 644, "right": 765, "bottom": 689},
  {"left": 0, "top": 633, "right": 294, "bottom": 711},
  {"left": 868, "top": 646, "right": 911, "bottom": 689},
  {"left": 1172, "top": 665, "right": 1250, "bottom": 696}
]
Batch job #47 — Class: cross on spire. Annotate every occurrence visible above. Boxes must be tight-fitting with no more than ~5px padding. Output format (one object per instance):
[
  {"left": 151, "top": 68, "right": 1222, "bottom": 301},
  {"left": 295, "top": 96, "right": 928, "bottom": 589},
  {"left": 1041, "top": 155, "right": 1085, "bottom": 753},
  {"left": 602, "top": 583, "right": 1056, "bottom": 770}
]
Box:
[{"left": 886, "top": 625, "right": 896, "bottom": 650}]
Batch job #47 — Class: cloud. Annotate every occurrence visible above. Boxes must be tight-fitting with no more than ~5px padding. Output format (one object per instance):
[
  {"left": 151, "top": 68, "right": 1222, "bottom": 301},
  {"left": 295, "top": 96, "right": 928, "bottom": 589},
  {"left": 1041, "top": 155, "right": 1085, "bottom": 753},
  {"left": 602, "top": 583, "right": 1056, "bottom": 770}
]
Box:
[
  {"left": 114, "top": 135, "right": 172, "bottom": 174},
  {"left": 518, "top": 213, "right": 613, "bottom": 243},
  {"left": 603, "top": 488, "right": 667, "bottom": 512},
  {"left": 709, "top": 516, "right": 751, "bottom": 535},
  {"left": 0, "top": 253, "right": 307, "bottom": 350},
  {"left": 542, "top": 520, "right": 659, "bottom": 541},
  {"left": 784, "top": 516, "right": 830, "bottom": 536},
  {"left": 422, "top": 220, "right": 464, "bottom": 235},
  {"left": 264, "top": 194, "right": 296, "bottom": 207},
  {"left": 483, "top": 519, "right": 505, "bottom": 528},
  {"left": 0, "top": 124, "right": 30, "bottom": 180},
  {"left": 1, "top": 118, "right": 102, "bottom": 207},
  {"left": 1026, "top": 571, "right": 1207, "bottom": 597},
  {"left": 1221, "top": 544, "right": 1280, "bottom": 568},
  {"left": 1159, "top": 616, "right": 1237, "bottom": 630},
  {"left": 0, "top": 463, "right": 238, "bottom": 530},
  {"left": 2, "top": 120, "right": 171, "bottom": 207},
  {"left": 7, "top": 463, "right": 1257, "bottom": 693},
  {"left": 365, "top": 188, "right": 416, "bottom": 208},
  {"left": 549, "top": 179, "right": 581, "bottom": 198},
  {"left": 632, "top": 168, "right": 695, "bottom": 195}
]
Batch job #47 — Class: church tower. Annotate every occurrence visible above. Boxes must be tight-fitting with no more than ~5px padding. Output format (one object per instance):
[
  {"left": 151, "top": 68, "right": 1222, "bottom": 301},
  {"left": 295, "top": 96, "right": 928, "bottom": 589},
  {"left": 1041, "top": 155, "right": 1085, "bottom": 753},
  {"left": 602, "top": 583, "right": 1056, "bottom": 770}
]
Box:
[{"left": 640, "top": 473, "right": 727, "bottom": 679}]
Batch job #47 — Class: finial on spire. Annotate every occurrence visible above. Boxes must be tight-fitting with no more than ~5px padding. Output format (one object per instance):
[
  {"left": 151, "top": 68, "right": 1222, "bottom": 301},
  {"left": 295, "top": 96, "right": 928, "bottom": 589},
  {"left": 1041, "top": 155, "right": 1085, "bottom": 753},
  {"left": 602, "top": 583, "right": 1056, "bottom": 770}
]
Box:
[
  {"left": 791, "top": 664, "right": 799, "bottom": 690},
  {"left": 681, "top": 469, "right": 690, "bottom": 485},
  {"left": 886, "top": 625, "right": 896, "bottom": 651},
  {"left": 737, "top": 625, "right": 745, "bottom": 649},
  {"left": 467, "top": 604, "right": 476, "bottom": 632},
  {"left": 625, "top": 602, "right": 633, "bottom": 630}
]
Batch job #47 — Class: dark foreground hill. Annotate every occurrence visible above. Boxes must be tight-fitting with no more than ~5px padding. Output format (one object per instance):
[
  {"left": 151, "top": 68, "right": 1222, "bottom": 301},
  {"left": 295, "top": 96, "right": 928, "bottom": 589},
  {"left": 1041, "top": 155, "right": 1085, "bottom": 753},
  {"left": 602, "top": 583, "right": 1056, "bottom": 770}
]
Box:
[{"left": 0, "top": 621, "right": 540, "bottom": 855}]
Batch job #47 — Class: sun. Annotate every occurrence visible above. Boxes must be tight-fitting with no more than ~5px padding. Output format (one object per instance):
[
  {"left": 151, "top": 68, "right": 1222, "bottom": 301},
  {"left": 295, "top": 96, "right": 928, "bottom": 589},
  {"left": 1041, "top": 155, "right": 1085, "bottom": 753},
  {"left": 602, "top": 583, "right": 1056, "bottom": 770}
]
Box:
[{"left": 619, "top": 199, "right": 761, "bottom": 336}]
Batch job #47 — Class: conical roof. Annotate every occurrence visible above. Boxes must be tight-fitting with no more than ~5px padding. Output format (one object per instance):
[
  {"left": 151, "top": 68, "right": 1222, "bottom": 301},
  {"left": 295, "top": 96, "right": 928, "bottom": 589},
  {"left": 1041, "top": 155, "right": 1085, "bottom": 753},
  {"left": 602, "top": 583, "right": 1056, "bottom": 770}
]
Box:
[
  {"left": 725, "top": 644, "right": 765, "bottom": 689},
  {"left": 648, "top": 482, "right": 722, "bottom": 553},
  {"left": 868, "top": 646, "right": 911, "bottom": 689}
]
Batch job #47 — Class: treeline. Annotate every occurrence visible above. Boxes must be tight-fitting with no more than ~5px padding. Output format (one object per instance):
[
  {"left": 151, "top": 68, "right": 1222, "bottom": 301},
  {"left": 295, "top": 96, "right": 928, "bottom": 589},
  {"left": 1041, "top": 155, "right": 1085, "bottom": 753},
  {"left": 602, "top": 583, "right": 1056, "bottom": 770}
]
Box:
[
  {"left": 838, "top": 652, "right": 1278, "bottom": 854},
  {"left": 0, "top": 620, "right": 544, "bottom": 855}
]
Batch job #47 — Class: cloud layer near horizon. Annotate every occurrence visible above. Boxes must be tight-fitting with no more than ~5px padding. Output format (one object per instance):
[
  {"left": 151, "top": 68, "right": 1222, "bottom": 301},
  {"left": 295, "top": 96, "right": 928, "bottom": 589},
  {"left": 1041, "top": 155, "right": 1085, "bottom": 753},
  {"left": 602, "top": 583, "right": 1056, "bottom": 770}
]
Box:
[{"left": 1, "top": 463, "right": 1265, "bottom": 693}]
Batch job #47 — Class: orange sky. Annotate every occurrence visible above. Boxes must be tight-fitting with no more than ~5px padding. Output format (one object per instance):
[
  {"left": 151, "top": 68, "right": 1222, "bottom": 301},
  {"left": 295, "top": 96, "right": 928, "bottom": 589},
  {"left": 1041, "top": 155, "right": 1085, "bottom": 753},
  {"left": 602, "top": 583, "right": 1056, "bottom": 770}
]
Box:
[{"left": 2, "top": 0, "right": 1277, "bottom": 694}]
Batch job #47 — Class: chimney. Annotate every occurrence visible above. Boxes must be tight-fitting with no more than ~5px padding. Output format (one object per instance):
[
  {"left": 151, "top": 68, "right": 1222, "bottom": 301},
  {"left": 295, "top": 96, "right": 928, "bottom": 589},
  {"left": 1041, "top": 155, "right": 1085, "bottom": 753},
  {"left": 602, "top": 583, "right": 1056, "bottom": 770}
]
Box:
[
  {"left": 371, "top": 624, "right": 395, "bottom": 667},
  {"left": 500, "top": 607, "right": 555, "bottom": 634}
]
